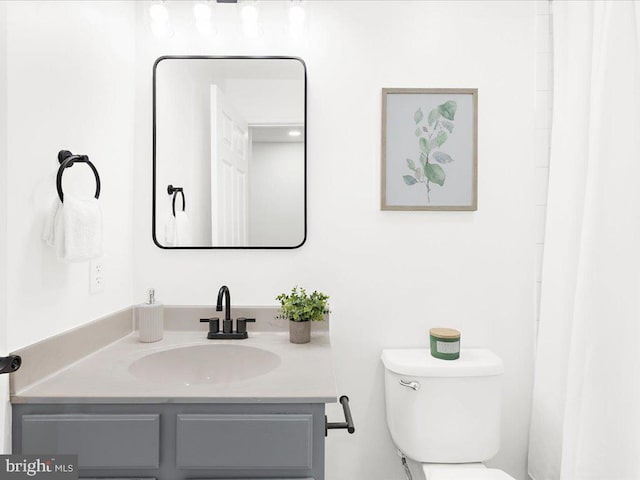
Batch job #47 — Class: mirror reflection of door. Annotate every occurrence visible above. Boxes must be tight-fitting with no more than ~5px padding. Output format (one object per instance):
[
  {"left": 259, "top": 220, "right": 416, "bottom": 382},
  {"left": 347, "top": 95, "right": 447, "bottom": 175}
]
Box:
[{"left": 210, "top": 85, "right": 249, "bottom": 247}]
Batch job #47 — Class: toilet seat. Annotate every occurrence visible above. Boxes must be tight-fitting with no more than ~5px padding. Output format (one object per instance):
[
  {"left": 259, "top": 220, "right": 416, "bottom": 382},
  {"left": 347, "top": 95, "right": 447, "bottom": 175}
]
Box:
[{"left": 425, "top": 467, "right": 516, "bottom": 480}]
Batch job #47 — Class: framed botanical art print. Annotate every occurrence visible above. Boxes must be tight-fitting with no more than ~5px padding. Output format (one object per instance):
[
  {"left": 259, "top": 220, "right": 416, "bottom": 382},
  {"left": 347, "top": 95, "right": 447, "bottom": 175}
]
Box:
[{"left": 381, "top": 88, "right": 478, "bottom": 211}]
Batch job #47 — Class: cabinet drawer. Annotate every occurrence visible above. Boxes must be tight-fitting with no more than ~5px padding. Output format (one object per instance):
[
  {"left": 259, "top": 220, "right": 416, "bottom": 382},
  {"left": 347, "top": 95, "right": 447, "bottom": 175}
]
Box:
[
  {"left": 177, "top": 414, "right": 313, "bottom": 470},
  {"left": 22, "top": 414, "right": 159, "bottom": 469}
]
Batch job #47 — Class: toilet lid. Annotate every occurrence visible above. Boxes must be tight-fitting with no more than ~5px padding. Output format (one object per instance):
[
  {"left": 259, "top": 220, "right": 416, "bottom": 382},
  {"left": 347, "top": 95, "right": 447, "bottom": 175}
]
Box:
[{"left": 429, "top": 468, "right": 516, "bottom": 480}]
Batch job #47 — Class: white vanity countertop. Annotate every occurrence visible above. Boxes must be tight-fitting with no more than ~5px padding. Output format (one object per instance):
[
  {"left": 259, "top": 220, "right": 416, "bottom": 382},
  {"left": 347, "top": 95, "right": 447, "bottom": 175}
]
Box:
[{"left": 11, "top": 331, "right": 338, "bottom": 404}]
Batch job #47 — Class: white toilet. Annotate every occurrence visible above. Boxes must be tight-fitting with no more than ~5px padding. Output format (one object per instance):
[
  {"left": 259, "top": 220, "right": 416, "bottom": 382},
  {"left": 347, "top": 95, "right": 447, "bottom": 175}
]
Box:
[{"left": 381, "top": 348, "right": 516, "bottom": 480}]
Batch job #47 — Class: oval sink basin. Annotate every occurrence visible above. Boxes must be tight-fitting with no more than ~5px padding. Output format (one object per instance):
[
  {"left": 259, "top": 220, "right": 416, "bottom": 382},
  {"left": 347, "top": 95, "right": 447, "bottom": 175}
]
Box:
[{"left": 128, "top": 344, "right": 281, "bottom": 385}]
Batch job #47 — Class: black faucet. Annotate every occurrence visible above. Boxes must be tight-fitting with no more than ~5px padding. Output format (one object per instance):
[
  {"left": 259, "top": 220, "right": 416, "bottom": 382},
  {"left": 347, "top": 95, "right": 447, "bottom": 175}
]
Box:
[
  {"left": 217, "top": 285, "right": 232, "bottom": 333},
  {"left": 199, "top": 285, "right": 255, "bottom": 339}
]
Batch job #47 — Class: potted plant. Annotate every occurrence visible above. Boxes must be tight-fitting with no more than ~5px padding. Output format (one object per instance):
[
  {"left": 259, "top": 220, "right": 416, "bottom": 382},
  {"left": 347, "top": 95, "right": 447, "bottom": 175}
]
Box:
[{"left": 276, "top": 287, "right": 329, "bottom": 344}]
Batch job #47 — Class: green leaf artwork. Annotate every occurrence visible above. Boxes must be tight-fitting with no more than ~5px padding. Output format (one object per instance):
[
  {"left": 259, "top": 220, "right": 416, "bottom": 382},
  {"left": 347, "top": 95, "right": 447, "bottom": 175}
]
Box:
[
  {"left": 402, "top": 99, "right": 458, "bottom": 203},
  {"left": 403, "top": 175, "right": 418, "bottom": 185},
  {"left": 433, "top": 152, "right": 453, "bottom": 164},
  {"left": 414, "top": 108, "right": 424, "bottom": 124},
  {"left": 441, "top": 119, "right": 454, "bottom": 133},
  {"left": 438, "top": 101, "right": 457, "bottom": 121},
  {"left": 428, "top": 108, "right": 440, "bottom": 126},
  {"left": 435, "top": 131, "right": 448, "bottom": 147},
  {"left": 419, "top": 137, "right": 430, "bottom": 154},
  {"left": 424, "top": 163, "right": 446, "bottom": 186}
]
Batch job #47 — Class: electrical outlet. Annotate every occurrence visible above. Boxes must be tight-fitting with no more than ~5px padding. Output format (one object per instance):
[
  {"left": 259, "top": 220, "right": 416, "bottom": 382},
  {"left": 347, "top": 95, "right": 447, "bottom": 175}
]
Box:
[{"left": 90, "top": 260, "right": 104, "bottom": 294}]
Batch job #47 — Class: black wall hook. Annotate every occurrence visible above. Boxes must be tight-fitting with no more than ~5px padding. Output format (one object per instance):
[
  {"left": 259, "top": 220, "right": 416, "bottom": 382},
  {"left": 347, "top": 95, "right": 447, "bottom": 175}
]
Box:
[
  {"left": 57, "top": 150, "right": 101, "bottom": 203},
  {"left": 167, "top": 184, "right": 185, "bottom": 217}
]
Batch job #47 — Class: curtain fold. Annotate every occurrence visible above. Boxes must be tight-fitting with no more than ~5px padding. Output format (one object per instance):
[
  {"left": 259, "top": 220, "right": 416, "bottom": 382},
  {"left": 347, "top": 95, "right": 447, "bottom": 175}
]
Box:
[{"left": 528, "top": 2, "right": 640, "bottom": 480}]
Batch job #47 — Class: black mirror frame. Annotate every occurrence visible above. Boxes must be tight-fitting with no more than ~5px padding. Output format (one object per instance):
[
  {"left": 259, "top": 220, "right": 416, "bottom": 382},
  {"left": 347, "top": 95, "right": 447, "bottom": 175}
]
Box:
[{"left": 152, "top": 55, "right": 308, "bottom": 250}]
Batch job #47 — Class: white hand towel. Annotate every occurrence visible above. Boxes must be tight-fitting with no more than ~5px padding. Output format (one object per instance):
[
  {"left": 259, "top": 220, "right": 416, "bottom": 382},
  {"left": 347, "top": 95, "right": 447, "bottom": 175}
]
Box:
[
  {"left": 42, "top": 197, "right": 61, "bottom": 247},
  {"left": 165, "top": 211, "right": 190, "bottom": 246},
  {"left": 42, "top": 197, "right": 65, "bottom": 258},
  {"left": 165, "top": 215, "right": 177, "bottom": 246},
  {"left": 60, "top": 194, "right": 103, "bottom": 262},
  {"left": 174, "top": 211, "right": 190, "bottom": 245}
]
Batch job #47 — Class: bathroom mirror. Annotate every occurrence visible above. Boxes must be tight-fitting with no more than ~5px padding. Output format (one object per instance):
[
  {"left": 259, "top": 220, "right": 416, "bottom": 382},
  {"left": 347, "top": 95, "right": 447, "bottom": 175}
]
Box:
[{"left": 153, "top": 56, "right": 306, "bottom": 249}]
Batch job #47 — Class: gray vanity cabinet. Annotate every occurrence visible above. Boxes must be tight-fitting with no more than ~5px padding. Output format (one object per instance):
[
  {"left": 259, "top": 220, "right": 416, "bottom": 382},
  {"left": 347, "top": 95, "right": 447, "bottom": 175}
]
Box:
[
  {"left": 176, "top": 414, "right": 313, "bottom": 469},
  {"left": 12, "top": 403, "right": 326, "bottom": 480},
  {"left": 21, "top": 414, "right": 160, "bottom": 469}
]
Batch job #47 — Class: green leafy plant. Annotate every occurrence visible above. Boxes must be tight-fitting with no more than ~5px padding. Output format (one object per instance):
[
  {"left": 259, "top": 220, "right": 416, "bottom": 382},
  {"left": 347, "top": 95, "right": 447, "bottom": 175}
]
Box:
[
  {"left": 403, "top": 100, "right": 457, "bottom": 202},
  {"left": 276, "top": 287, "right": 329, "bottom": 322}
]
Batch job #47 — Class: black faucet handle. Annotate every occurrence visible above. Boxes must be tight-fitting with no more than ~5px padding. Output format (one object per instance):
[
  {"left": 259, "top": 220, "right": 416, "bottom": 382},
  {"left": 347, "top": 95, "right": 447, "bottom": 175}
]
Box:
[
  {"left": 236, "top": 317, "right": 256, "bottom": 334},
  {"left": 200, "top": 317, "right": 220, "bottom": 334}
]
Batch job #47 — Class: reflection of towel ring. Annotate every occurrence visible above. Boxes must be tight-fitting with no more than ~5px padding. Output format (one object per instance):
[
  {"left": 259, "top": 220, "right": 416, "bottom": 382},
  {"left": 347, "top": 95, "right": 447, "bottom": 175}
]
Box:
[
  {"left": 56, "top": 150, "right": 101, "bottom": 203},
  {"left": 167, "top": 185, "right": 185, "bottom": 217}
]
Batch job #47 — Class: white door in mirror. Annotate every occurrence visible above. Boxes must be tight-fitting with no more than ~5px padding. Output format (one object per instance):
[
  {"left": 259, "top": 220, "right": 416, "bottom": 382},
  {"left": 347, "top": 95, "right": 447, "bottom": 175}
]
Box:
[{"left": 211, "top": 85, "right": 249, "bottom": 247}]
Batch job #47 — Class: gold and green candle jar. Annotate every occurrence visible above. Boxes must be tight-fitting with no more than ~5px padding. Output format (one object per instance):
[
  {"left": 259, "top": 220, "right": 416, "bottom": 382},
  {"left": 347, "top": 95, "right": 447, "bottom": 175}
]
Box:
[{"left": 429, "top": 328, "right": 461, "bottom": 360}]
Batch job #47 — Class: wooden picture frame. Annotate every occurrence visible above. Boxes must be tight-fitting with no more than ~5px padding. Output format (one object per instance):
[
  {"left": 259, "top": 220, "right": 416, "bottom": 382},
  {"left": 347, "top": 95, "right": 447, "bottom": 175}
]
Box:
[{"left": 381, "top": 88, "right": 478, "bottom": 211}]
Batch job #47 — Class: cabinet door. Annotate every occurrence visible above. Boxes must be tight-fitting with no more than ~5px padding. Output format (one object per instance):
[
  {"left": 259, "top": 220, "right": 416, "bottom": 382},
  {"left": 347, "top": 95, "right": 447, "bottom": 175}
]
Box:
[
  {"left": 176, "top": 414, "right": 313, "bottom": 470},
  {"left": 22, "top": 414, "right": 160, "bottom": 469}
]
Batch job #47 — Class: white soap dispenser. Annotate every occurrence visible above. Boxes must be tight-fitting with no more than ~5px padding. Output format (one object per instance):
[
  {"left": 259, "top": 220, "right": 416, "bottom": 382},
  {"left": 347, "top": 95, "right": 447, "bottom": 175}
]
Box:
[{"left": 138, "top": 288, "right": 164, "bottom": 343}]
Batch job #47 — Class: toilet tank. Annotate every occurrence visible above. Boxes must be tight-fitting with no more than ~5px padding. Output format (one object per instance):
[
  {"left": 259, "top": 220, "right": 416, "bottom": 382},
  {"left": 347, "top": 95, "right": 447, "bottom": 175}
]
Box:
[{"left": 381, "top": 348, "right": 504, "bottom": 463}]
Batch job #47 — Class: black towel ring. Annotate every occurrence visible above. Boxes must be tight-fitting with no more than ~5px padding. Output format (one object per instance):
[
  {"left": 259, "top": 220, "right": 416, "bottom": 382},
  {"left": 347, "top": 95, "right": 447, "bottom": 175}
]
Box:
[
  {"left": 56, "top": 150, "right": 101, "bottom": 203},
  {"left": 167, "top": 184, "right": 185, "bottom": 217}
]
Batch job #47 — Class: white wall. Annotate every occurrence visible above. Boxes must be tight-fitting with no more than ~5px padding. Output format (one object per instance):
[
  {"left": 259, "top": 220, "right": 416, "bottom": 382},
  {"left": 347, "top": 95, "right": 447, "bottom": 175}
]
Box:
[
  {"left": 4, "top": 0, "right": 137, "bottom": 351},
  {"left": 0, "top": 1, "right": 10, "bottom": 454},
  {"left": 226, "top": 78, "right": 304, "bottom": 125},
  {"left": 156, "top": 63, "right": 212, "bottom": 245},
  {"left": 133, "top": 2, "right": 536, "bottom": 479},
  {"left": 249, "top": 142, "right": 305, "bottom": 246}
]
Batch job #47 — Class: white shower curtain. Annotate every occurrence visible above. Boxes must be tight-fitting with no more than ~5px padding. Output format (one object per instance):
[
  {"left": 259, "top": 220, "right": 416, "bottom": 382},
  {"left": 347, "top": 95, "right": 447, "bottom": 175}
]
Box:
[{"left": 528, "top": 2, "right": 640, "bottom": 480}]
